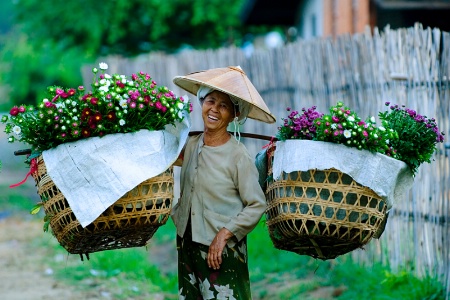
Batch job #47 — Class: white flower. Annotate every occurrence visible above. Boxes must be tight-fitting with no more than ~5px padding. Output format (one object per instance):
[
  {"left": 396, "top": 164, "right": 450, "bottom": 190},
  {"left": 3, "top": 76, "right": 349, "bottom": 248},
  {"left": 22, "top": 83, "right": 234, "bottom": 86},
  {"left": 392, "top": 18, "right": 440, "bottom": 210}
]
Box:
[
  {"left": 99, "top": 85, "right": 109, "bottom": 92},
  {"left": 238, "top": 244, "right": 247, "bottom": 262},
  {"left": 188, "top": 273, "right": 197, "bottom": 285},
  {"left": 72, "top": 101, "right": 77, "bottom": 106},
  {"left": 343, "top": 130, "right": 351, "bottom": 138},
  {"left": 13, "top": 126, "right": 21, "bottom": 135},
  {"left": 386, "top": 139, "right": 390, "bottom": 144},
  {"left": 199, "top": 279, "right": 215, "bottom": 300},
  {"left": 370, "top": 116, "right": 376, "bottom": 123},
  {"left": 177, "top": 102, "right": 185, "bottom": 110},
  {"left": 378, "top": 126, "right": 386, "bottom": 131},
  {"left": 119, "top": 119, "right": 126, "bottom": 126},
  {"left": 99, "top": 62, "right": 108, "bottom": 70},
  {"left": 119, "top": 99, "right": 128, "bottom": 108},
  {"left": 72, "top": 116, "right": 79, "bottom": 121},
  {"left": 214, "top": 284, "right": 236, "bottom": 300},
  {"left": 104, "top": 74, "right": 111, "bottom": 79},
  {"left": 178, "top": 288, "right": 186, "bottom": 300},
  {"left": 347, "top": 116, "right": 355, "bottom": 122},
  {"left": 331, "top": 124, "right": 337, "bottom": 130},
  {"left": 43, "top": 98, "right": 49, "bottom": 103}
]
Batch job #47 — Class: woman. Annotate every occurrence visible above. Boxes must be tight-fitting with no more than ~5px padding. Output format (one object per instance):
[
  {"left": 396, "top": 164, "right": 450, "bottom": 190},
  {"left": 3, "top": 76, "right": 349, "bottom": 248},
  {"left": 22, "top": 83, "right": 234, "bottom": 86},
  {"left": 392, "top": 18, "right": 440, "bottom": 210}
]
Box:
[{"left": 171, "top": 66, "right": 276, "bottom": 299}]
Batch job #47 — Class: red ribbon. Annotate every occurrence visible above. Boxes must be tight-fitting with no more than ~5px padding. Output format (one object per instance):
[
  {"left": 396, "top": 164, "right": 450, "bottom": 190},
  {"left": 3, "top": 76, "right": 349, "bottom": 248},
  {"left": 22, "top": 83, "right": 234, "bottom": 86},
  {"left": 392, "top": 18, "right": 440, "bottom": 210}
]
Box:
[
  {"left": 262, "top": 136, "right": 276, "bottom": 149},
  {"left": 10, "top": 158, "right": 38, "bottom": 188}
]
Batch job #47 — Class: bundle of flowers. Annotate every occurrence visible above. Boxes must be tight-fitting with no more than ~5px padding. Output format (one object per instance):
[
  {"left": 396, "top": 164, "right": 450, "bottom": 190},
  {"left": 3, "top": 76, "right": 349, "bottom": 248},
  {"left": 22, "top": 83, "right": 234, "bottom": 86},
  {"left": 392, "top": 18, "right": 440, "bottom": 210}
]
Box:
[
  {"left": 2, "top": 62, "right": 192, "bottom": 154},
  {"left": 276, "top": 101, "right": 445, "bottom": 175}
]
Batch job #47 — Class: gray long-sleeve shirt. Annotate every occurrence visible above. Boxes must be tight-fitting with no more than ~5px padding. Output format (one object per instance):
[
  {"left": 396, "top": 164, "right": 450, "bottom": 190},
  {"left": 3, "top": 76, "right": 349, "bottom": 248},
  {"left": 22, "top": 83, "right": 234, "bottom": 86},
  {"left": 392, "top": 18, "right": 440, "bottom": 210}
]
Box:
[{"left": 171, "top": 133, "right": 266, "bottom": 246}]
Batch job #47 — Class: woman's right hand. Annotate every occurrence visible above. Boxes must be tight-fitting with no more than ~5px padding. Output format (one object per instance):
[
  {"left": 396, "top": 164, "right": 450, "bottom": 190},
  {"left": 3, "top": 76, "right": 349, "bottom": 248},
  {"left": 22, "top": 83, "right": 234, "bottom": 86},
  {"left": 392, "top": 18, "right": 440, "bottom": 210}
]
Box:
[{"left": 207, "top": 228, "right": 234, "bottom": 270}]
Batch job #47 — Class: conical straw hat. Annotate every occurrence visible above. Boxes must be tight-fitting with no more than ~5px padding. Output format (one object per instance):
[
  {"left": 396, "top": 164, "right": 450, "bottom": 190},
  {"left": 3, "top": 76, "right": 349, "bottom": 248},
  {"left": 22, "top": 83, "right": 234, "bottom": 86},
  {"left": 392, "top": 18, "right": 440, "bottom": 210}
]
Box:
[{"left": 173, "top": 66, "right": 276, "bottom": 124}]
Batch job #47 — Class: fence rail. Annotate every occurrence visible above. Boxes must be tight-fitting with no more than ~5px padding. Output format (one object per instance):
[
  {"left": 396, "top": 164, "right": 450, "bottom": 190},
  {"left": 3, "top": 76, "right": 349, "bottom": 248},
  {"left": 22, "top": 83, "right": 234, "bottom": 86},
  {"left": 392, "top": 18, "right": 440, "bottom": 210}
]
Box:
[{"left": 83, "top": 23, "right": 450, "bottom": 298}]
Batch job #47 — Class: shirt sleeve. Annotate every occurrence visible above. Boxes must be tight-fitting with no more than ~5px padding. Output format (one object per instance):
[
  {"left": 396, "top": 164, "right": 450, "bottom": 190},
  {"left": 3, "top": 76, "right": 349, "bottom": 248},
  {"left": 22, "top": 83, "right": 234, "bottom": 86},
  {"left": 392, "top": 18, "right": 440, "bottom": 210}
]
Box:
[{"left": 224, "top": 153, "right": 267, "bottom": 241}]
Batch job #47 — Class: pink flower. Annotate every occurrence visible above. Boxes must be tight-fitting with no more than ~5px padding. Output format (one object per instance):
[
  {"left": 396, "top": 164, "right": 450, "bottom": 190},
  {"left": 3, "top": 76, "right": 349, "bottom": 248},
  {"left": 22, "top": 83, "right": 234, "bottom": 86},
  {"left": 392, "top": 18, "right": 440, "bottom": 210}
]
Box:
[
  {"left": 90, "top": 97, "right": 99, "bottom": 105},
  {"left": 66, "top": 88, "right": 76, "bottom": 97}
]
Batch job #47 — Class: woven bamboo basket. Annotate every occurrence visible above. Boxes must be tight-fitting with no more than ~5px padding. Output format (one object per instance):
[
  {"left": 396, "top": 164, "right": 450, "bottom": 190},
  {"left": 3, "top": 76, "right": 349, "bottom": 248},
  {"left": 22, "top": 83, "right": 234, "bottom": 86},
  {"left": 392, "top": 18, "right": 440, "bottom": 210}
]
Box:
[
  {"left": 265, "top": 144, "right": 388, "bottom": 260},
  {"left": 31, "top": 155, "right": 173, "bottom": 259}
]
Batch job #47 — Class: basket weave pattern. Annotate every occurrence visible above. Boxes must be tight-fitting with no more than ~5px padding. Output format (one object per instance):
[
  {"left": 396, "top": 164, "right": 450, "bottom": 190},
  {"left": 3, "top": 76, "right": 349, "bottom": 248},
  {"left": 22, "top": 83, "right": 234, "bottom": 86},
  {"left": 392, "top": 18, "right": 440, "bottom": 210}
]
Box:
[
  {"left": 32, "top": 155, "right": 173, "bottom": 256},
  {"left": 265, "top": 145, "right": 387, "bottom": 260}
]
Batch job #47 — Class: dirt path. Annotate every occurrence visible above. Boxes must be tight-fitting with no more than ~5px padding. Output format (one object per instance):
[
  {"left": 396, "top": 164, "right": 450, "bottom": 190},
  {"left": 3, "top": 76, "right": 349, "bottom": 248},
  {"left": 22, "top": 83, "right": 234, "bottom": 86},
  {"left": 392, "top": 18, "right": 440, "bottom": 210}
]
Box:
[{"left": 0, "top": 217, "right": 100, "bottom": 300}]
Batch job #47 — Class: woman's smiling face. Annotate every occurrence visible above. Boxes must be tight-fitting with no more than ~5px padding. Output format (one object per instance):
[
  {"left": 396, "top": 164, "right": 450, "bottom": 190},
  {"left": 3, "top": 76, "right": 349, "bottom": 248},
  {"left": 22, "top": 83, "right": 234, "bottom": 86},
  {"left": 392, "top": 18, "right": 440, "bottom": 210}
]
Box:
[{"left": 201, "top": 90, "right": 236, "bottom": 132}]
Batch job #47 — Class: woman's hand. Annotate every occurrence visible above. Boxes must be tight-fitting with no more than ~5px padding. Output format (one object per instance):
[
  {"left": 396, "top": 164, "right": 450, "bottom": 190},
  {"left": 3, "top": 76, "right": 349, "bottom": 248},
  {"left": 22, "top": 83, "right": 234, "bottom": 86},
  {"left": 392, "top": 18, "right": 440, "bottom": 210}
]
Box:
[{"left": 207, "top": 227, "right": 234, "bottom": 270}]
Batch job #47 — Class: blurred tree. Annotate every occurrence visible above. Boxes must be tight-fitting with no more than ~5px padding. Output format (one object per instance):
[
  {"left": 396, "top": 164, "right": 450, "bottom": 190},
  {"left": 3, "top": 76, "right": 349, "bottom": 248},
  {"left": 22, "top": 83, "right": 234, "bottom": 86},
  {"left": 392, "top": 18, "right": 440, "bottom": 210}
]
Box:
[
  {"left": 0, "top": 0, "right": 274, "bottom": 107},
  {"left": 14, "top": 0, "right": 248, "bottom": 55}
]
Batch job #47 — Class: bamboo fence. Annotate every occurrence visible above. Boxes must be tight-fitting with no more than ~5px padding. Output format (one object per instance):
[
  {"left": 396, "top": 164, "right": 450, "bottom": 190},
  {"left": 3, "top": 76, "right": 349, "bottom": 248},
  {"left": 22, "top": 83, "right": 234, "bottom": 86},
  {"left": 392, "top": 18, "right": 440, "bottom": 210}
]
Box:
[{"left": 83, "top": 23, "right": 450, "bottom": 298}]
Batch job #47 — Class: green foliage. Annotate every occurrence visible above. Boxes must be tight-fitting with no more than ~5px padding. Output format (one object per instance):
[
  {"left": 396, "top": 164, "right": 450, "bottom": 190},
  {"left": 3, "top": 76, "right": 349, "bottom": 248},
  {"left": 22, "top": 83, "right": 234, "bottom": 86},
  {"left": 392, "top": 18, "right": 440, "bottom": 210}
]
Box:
[
  {"left": 13, "top": 0, "right": 247, "bottom": 56},
  {"left": 0, "top": 29, "right": 89, "bottom": 107},
  {"left": 328, "top": 260, "right": 446, "bottom": 300},
  {"left": 0, "top": 0, "right": 277, "bottom": 109},
  {"left": 379, "top": 102, "right": 445, "bottom": 175}
]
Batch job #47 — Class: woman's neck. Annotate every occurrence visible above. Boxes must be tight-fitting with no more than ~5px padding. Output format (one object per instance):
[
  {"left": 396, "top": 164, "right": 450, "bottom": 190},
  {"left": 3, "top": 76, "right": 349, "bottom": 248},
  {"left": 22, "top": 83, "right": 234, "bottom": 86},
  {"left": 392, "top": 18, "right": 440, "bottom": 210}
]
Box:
[{"left": 203, "top": 129, "right": 231, "bottom": 146}]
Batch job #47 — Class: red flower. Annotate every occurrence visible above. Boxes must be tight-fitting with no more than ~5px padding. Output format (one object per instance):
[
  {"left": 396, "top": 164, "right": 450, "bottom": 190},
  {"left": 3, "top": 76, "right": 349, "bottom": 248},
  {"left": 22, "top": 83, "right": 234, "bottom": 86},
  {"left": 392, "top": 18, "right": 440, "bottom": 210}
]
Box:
[
  {"left": 106, "top": 111, "right": 116, "bottom": 121},
  {"left": 93, "top": 112, "right": 102, "bottom": 122},
  {"left": 66, "top": 88, "right": 76, "bottom": 96},
  {"left": 10, "top": 106, "right": 19, "bottom": 116},
  {"left": 81, "top": 128, "right": 91, "bottom": 137},
  {"left": 81, "top": 108, "right": 92, "bottom": 121},
  {"left": 87, "top": 112, "right": 102, "bottom": 128}
]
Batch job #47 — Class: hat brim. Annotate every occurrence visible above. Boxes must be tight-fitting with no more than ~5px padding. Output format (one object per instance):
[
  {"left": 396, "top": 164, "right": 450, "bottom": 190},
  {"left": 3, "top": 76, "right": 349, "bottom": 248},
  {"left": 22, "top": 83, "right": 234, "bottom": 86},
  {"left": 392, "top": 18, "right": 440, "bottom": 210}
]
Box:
[{"left": 173, "top": 67, "right": 276, "bottom": 124}]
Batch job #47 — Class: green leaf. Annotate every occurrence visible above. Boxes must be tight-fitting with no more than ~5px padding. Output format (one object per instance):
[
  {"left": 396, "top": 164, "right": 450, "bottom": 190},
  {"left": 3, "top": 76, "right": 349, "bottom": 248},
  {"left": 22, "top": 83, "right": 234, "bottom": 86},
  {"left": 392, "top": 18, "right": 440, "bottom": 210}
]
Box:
[
  {"left": 30, "top": 204, "right": 41, "bottom": 215},
  {"left": 43, "top": 220, "right": 50, "bottom": 232}
]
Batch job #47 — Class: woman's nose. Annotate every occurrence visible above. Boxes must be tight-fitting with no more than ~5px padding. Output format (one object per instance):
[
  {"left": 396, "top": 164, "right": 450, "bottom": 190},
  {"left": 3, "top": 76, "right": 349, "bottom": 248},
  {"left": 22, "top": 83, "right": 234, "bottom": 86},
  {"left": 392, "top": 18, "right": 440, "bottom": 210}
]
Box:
[{"left": 211, "top": 103, "right": 220, "bottom": 112}]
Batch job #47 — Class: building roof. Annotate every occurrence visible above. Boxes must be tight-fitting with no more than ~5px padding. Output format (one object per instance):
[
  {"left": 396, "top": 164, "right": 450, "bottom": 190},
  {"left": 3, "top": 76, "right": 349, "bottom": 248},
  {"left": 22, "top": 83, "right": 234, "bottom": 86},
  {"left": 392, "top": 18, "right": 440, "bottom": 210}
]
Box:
[
  {"left": 241, "top": 0, "right": 302, "bottom": 26},
  {"left": 375, "top": 0, "right": 450, "bottom": 9}
]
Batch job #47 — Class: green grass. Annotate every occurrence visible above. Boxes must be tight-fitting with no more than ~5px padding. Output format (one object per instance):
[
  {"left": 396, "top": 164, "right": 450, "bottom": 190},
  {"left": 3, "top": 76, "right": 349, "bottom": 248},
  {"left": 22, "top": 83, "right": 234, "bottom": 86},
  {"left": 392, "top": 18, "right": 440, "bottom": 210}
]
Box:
[{"left": 1, "top": 193, "right": 446, "bottom": 300}]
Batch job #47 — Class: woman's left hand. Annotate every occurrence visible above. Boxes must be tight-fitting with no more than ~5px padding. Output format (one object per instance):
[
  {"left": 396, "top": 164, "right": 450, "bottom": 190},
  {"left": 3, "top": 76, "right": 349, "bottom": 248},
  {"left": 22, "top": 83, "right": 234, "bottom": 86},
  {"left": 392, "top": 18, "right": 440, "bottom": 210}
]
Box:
[{"left": 207, "top": 227, "right": 234, "bottom": 270}]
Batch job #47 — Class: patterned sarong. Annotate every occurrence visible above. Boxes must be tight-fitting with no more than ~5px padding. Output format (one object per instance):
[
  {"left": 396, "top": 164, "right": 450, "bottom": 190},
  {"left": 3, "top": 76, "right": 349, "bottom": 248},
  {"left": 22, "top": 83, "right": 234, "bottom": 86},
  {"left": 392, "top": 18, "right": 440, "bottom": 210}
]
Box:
[{"left": 177, "top": 225, "right": 251, "bottom": 300}]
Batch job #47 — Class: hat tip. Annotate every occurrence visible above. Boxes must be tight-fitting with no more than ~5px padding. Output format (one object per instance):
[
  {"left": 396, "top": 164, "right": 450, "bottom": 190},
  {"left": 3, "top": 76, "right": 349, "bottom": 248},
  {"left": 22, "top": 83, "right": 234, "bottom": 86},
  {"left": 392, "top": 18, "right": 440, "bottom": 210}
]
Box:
[{"left": 229, "top": 66, "right": 245, "bottom": 74}]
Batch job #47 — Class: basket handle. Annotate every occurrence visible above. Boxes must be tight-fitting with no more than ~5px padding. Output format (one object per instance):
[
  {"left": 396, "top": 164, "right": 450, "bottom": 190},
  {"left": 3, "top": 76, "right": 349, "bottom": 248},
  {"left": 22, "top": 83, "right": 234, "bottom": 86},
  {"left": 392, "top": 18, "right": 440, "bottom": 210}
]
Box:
[
  {"left": 189, "top": 131, "right": 277, "bottom": 141},
  {"left": 14, "top": 149, "right": 32, "bottom": 156}
]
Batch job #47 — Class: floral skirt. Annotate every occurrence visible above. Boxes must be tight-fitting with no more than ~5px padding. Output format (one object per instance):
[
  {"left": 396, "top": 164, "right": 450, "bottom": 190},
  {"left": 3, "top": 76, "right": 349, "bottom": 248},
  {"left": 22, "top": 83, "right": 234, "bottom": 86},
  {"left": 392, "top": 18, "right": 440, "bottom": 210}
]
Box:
[{"left": 177, "top": 225, "right": 251, "bottom": 300}]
